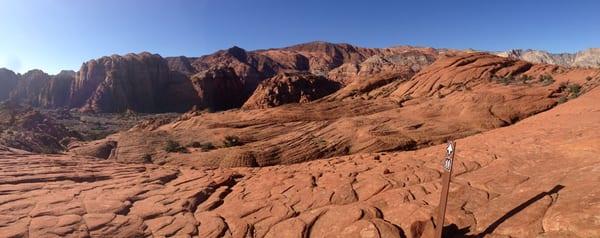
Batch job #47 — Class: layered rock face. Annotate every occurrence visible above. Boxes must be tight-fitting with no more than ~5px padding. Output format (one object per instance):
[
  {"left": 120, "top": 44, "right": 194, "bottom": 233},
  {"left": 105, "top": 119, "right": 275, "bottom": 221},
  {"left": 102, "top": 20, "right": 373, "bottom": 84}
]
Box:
[
  {"left": 184, "top": 43, "right": 371, "bottom": 110},
  {"left": 100, "top": 53, "right": 600, "bottom": 167},
  {"left": 4, "top": 43, "right": 600, "bottom": 114},
  {"left": 2, "top": 42, "right": 600, "bottom": 237},
  {"left": 328, "top": 49, "right": 438, "bottom": 85},
  {"left": 40, "top": 70, "right": 76, "bottom": 107},
  {"left": 8, "top": 69, "right": 51, "bottom": 107},
  {"left": 190, "top": 67, "right": 247, "bottom": 111},
  {"left": 278, "top": 41, "right": 378, "bottom": 73},
  {"left": 242, "top": 72, "right": 342, "bottom": 109},
  {"left": 72, "top": 52, "right": 171, "bottom": 112},
  {"left": 183, "top": 43, "right": 449, "bottom": 110},
  {"left": 573, "top": 48, "right": 600, "bottom": 67},
  {"left": 497, "top": 48, "right": 600, "bottom": 68},
  {"left": 1, "top": 42, "right": 450, "bottom": 113},
  {"left": 0, "top": 68, "right": 18, "bottom": 100},
  {"left": 9, "top": 69, "right": 77, "bottom": 108},
  {"left": 6, "top": 53, "right": 199, "bottom": 113},
  {"left": 327, "top": 49, "right": 440, "bottom": 100}
]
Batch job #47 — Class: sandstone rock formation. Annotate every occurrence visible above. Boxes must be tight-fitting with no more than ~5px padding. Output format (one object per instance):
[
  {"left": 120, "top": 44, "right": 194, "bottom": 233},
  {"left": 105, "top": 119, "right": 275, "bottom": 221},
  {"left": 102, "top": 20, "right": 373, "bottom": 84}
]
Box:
[
  {"left": 40, "top": 70, "right": 76, "bottom": 107},
  {"left": 1, "top": 42, "right": 440, "bottom": 113},
  {"left": 0, "top": 103, "right": 80, "bottom": 153},
  {"left": 6, "top": 53, "right": 201, "bottom": 113},
  {"left": 2, "top": 42, "right": 600, "bottom": 237},
  {"left": 9, "top": 69, "right": 77, "bottom": 108},
  {"left": 3, "top": 43, "right": 600, "bottom": 115},
  {"left": 242, "top": 72, "right": 342, "bottom": 109},
  {"left": 326, "top": 49, "right": 440, "bottom": 100},
  {"left": 72, "top": 52, "right": 172, "bottom": 112},
  {"left": 162, "top": 42, "right": 450, "bottom": 111},
  {"left": 496, "top": 48, "right": 600, "bottom": 68},
  {"left": 1, "top": 85, "right": 599, "bottom": 237},
  {"left": 184, "top": 43, "right": 377, "bottom": 110},
  {"left": 278, "top": 41, "right": 378, "bottom": 74},
  {"left": 0, "top": 68, "right": 18, "bottom": 101},
  {"left": 99, "top": 53, "right": 600, "bottom": 167},
  {"left": 8, "top": 69, "right": 51, "bottom": 107},
  {"left": 190, "top": 66, "right": 247, "bottom": 111}
]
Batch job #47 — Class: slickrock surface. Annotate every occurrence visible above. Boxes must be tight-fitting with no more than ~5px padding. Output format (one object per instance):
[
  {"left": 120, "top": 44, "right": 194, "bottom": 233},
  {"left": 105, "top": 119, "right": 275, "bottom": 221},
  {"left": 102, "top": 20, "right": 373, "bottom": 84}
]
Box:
[
  {"left": 1, "top": 80, "right": 599, "bottom": 238},
  {"left": 101, "top": 53, "right": 600, "bottom": 167}
]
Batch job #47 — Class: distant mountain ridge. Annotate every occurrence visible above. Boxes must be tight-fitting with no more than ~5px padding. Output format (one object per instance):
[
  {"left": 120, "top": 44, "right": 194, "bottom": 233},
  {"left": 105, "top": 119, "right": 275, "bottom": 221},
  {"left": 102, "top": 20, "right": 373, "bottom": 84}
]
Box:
[
  {"left": 494, "top": 48, "right": 600, "bottom": 68},
  {"left": 0, "top": 42, "right": 454, "bottom": 113},
  {"left": 1, "top": 42, "right": 599, "bottom": 113}
]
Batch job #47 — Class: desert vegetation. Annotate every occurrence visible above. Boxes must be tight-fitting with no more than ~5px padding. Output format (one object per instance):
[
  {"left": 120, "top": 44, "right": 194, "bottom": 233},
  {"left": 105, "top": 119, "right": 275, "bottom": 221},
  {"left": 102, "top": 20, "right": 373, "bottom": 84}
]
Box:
[
  {"left": 164, "top": 140, "right": 187, "bottom": 153},
  {"left": 187, "top": 141, "right": 216, "bottom": 151},
  {"left": 539, "top": 74, "right": 555, "bottom": 85},
  {"left": 223, "top": 135, "right": 243, "bottom": 147}
]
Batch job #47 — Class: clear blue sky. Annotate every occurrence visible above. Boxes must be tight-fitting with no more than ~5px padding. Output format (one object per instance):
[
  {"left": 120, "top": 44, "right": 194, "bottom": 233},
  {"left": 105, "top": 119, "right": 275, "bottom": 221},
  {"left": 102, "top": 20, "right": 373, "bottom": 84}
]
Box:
[{"left": 1, "top": 0, "right": 599, "bottom": 74}]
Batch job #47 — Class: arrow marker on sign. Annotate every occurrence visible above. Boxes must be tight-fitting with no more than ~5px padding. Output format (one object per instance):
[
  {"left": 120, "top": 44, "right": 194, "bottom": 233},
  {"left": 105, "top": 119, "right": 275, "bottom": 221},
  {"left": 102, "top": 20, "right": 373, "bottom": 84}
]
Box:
[{"left": 436, "top": 141, "right": 456, "bottom": 238}]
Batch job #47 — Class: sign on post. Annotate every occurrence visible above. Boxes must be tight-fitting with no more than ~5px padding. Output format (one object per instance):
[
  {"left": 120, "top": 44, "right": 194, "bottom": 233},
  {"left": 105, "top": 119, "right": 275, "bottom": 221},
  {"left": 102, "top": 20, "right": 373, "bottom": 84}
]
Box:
[{"left": 435, "top": 141, "right": 456, "bottom": 238}]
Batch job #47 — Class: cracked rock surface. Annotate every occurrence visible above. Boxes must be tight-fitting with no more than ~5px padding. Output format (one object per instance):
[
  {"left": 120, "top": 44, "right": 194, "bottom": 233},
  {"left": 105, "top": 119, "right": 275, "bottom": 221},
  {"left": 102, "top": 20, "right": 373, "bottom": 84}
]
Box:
[{"left": 1, "top": 78, "right": 600, "bottom": 237}]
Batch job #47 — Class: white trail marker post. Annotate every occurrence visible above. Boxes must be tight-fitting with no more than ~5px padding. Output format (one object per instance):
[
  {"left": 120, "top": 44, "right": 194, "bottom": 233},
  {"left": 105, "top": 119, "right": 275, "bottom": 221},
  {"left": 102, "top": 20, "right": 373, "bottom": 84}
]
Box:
[{"left": 435, "top": 141, "right": 456, "bottom": 238}]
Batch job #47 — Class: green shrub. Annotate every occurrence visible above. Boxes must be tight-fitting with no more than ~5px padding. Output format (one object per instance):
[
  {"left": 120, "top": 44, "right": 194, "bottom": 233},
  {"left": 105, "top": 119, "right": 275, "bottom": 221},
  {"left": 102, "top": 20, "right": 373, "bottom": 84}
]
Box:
[
  {"left": 539, "top": 74, "right": 555, "bottom": 86},
  {"left": 199, "top": 142, "right": 216, "bottom": 151},
  {"left": 496, "top": 75, "right": 514, "bottom": 85},
  {"left": 164, "top": 140, "right": 186, "bottom": 153},
  {"left": 186, "top": 141, "right": 216, "bottom": 151},
  {"left": 559, "top": 82, "right": 568, "bottom": 88},
  {"left": 142, "top": 154, "right": 153, "bottom": 163},
  {"left": 187, "top": 141, "right": 203, "bottom": 148},
  {"left": 567, "top": 84, "right": 581, "bottom": 96},
  {"left": 557, "top": 96, "right": 568, "bottom": 104},
  {"left": 520, "top": 74, "right": 533, "bottom": 82},
  {"left": 223, "top": 136, "right": 243, "bottom": 147}
]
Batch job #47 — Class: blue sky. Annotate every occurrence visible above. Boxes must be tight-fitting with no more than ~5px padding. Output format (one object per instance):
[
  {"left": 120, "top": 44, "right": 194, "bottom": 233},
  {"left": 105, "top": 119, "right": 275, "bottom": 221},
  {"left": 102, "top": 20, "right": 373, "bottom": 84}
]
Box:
[{"left": 1, "top": 0, "right": 599, "bottom": 74}]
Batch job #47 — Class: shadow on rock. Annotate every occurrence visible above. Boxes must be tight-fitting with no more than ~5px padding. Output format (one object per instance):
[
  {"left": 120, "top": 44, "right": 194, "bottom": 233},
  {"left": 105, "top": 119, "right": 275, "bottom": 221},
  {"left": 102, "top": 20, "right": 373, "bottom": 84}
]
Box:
[{"left": 475, "top": 184, "right": 564, "bottom": 237}]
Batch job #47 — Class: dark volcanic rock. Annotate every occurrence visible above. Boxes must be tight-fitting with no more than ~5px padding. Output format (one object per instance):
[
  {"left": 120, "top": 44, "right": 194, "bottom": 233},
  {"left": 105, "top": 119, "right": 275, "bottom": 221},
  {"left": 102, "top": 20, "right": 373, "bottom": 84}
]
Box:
[
  {"left": 0, "top": 68, "right": 18, "bottom": 100},
  {"left": 242, "top": 72, "right": 342, "bottom": 109}
]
